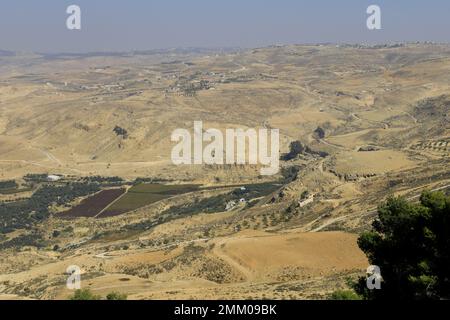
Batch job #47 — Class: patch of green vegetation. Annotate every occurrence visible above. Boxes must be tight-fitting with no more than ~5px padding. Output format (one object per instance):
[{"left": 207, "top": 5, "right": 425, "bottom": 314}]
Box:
[
  {"left": 354, "top": 191, "right": 450, "bottom": 300},
  {"left": 166, "top": 194, "right": 229, "bottom": 216},
  {"left": 328, "top": 290, "right": 362, "bottom": 300},
  {"left": 0, "top": 188, "right": 33, "bottom": 195},
  {"left": 133, "top": 177, "right": 173, "bottom": 185},
  {"left": 0, "top": 180, "right": 18, "bottom": 190},
  {"left": 0, "top": 232, "right": 48, "bottom": 250},
  {"left": 69, "top": 289, "right": 101, "bottom": 300},
  {"left": 103, "top": 192, "right": 167, "bottom": 216},
  {"left": 164, "top": 182, "right": 280, "bottom": 216},
  {"left": 113, "top": 126, "right": 128, "bottom": 138},
  {"left": 80, "top": 176, "right": 124, "bottom": 186},
  {"left": 130, "top": 183, "right": 199, "bottom": 195},
  {"left": 0, "top": 180, "right": 32, "bottom": 195},
  {"left": 23, "top": 174, "right": 48, "bottom": 183},
  {"left": 93, "top": 182, "right": 281, "bottom": 239},
  {"left": 106, "top": 292, "right": 128, "bottom": 300},
  {"left": 102, "top": 184, "right": 200, "bottom": 216},
  {"left": 0, "top": 182, "right": 100, "bottom": 234}
]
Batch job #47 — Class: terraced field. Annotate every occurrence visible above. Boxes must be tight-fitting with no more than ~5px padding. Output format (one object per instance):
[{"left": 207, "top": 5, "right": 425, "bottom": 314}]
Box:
[{"left": 411, "top": 139, "right": 450, "bottom": 154}]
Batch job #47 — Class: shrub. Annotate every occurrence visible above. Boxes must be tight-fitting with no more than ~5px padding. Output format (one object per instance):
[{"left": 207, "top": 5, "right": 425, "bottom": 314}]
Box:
[
  {"left": 69, "top": 289, "right": 101, "bottom": 300},
  {"left": 106, "top": 292, "right": 128, "bottom": 300},
  {"left": 328, "top": 290, "right": 362, "bottom": 300}
]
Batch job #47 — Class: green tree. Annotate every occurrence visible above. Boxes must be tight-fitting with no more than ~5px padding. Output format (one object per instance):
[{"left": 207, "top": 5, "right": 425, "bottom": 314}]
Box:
[
  {"left": 282, "top": 141, "right": 305, "bottom": 161},
  {"left": 355, "top": 191, "right": 450, "bottom": 300},
  {"left": 70, "top": 289, "right": 101, "bottom": 300}
]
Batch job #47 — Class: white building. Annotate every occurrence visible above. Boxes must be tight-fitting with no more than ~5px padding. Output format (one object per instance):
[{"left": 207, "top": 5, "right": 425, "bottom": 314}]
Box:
[
  {"left": 299, "top": 194, "right": 314, "bottom": 208},
  {"left": 47, "top": 175, "right": 62, "bottom": 182}
]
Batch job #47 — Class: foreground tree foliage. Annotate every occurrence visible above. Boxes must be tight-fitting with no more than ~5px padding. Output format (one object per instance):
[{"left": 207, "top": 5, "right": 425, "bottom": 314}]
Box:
[{"left": 355, "top": 191, "right": 450, "bottom": 300}]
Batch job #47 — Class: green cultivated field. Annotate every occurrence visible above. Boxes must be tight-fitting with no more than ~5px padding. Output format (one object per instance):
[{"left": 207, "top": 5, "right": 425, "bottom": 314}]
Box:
[{"left": 98, "top": 184, "right": 200, "bottom": 217}]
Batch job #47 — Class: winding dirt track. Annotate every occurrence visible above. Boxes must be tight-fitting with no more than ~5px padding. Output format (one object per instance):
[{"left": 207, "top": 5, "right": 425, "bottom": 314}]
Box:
[
  {"left": 213, "top": 237, "right": 254, "bottom": 281},
  {"left": 311, "top": 183, "right": 450, "bottom": 232}
]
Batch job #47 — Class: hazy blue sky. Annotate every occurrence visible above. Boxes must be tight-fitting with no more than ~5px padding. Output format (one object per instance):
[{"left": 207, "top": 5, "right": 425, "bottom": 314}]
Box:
[{"left": 1, "top": 0, "right": 449, "bottom": 53}]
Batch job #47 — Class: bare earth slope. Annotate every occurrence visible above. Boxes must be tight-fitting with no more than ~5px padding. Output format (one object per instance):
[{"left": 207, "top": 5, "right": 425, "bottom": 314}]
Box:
[{"left": 0, "top": 44, "right": 449, "bottom": 299}]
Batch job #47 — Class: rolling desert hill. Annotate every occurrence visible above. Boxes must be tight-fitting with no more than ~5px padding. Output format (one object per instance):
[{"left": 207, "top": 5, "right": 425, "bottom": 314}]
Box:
[{"left": 0, "top": 44, "right": 449, "bottom": 300}]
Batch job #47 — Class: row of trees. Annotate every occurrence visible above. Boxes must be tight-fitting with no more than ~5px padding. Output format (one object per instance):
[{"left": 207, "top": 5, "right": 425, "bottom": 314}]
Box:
[{"left": 0, "top": 180, "right": 18, "bottom": 190}]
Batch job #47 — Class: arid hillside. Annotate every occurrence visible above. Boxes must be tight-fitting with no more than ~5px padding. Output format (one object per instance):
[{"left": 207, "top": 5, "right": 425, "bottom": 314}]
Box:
[{"left": 0, "top": 44, "right": 449, "bottom": 300}]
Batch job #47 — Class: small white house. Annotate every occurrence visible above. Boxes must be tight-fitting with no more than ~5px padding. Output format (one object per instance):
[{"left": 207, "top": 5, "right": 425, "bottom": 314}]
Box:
[
  {"left": 299, "top": 194, "right": 315, "bottom": 208},
  {"left": 47, "top": 175, "right": 62, "bottom": 182}
]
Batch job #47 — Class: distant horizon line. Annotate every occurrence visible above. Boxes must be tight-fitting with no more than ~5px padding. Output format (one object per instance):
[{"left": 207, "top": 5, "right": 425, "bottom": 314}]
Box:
[{"left": 2, "top": 41, "right": 450, "bottom": 56}]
